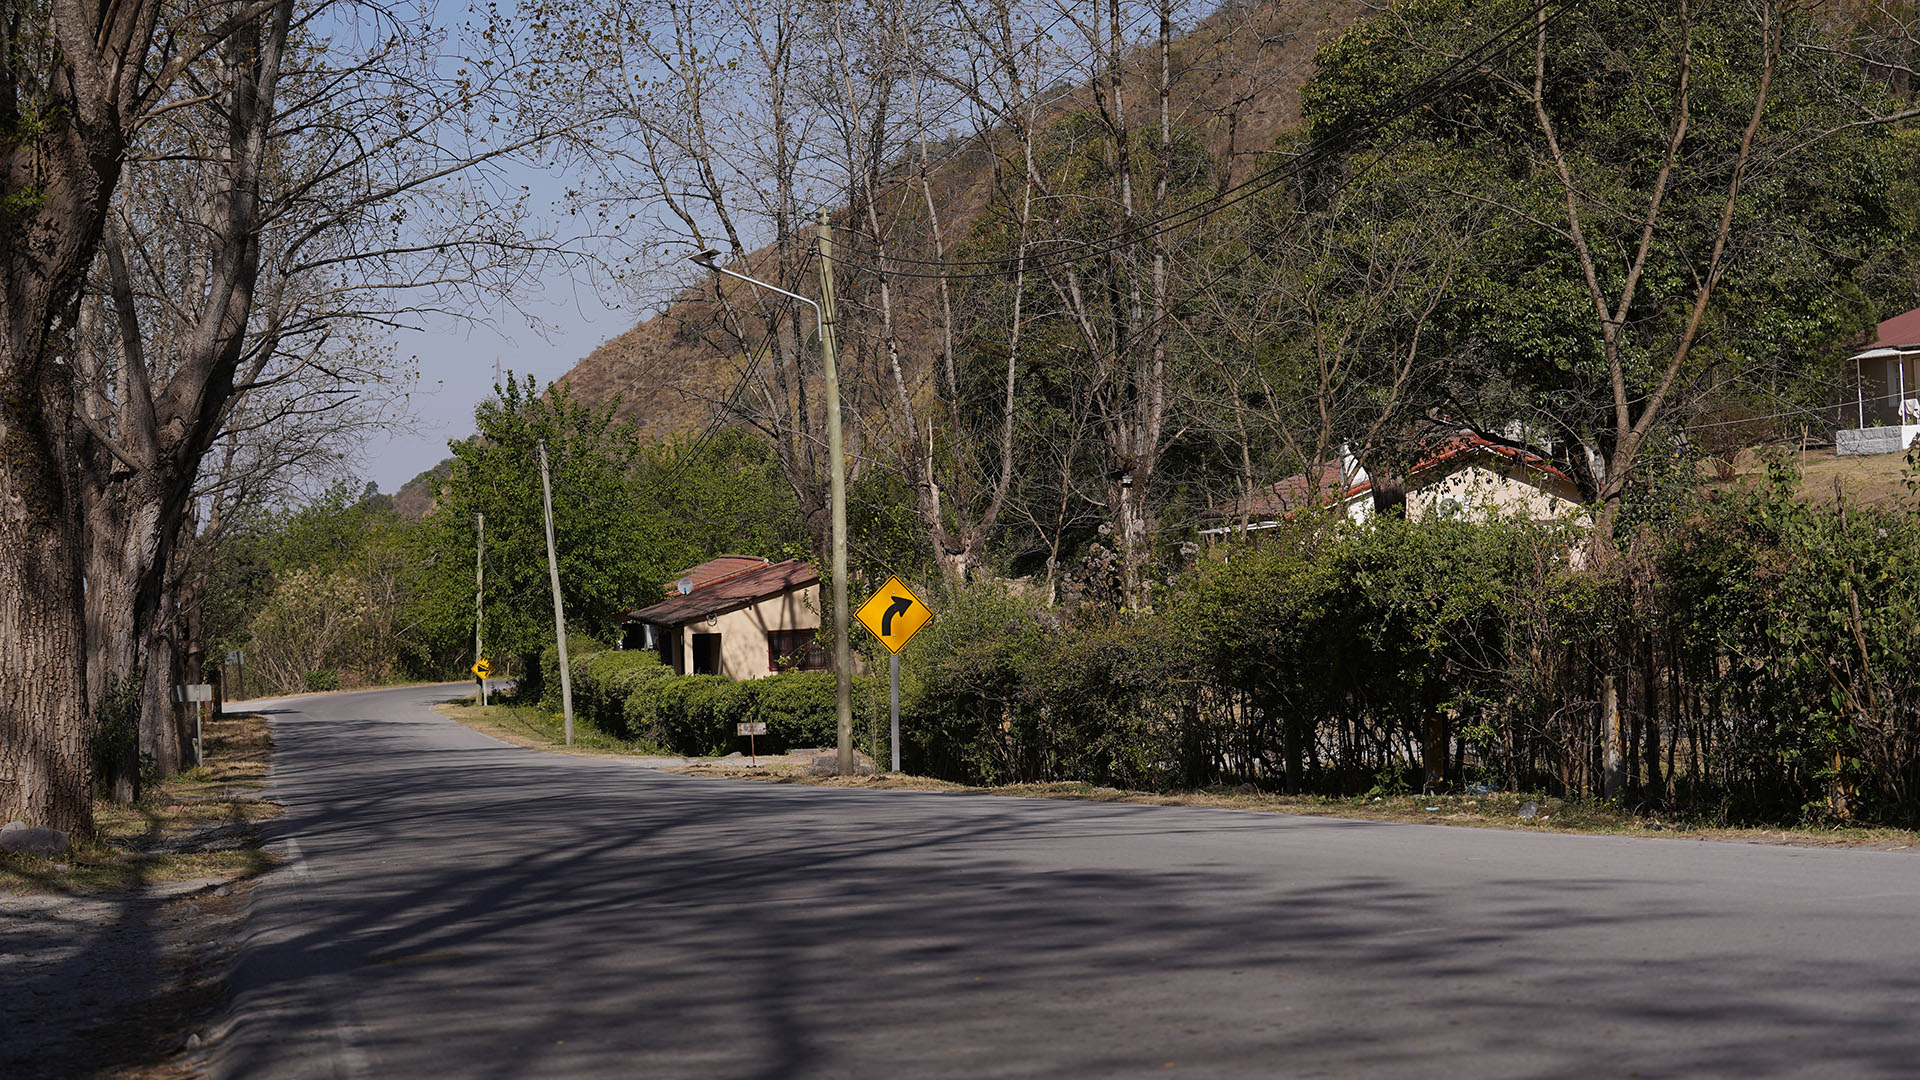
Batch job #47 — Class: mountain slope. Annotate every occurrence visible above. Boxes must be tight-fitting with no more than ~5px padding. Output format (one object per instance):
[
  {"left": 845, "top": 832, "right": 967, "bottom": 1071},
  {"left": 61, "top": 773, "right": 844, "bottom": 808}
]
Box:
[{"left": 551, "top": 0, "right": 1371, "bottom": 439}]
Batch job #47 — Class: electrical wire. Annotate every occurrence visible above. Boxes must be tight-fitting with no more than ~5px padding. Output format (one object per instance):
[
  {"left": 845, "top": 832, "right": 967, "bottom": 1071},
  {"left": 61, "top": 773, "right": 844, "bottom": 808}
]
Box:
[
  {"left": 653, "top": 249, "right": 822, "bottom": 492},
  {"left": 1680, "top": 381, "right": 1920, "bottom": 432}
]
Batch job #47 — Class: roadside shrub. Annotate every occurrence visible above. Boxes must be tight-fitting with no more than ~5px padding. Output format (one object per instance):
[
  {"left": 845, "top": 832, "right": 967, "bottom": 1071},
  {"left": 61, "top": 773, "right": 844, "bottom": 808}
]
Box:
[
  {"left": 573, "top": 650, "right": 671, "bottom": 738},
  {"left": 303, "top": 670, "right": 341, "bottom": 692},
  {"left": 622, "top": 670, "right": 877, "bottom": 756},
  {"left": 535, "top": 634, "right": 607, "bottom": 711},
  {"left": 899, "top": 583, "right": 1055, "bottom": 785},
  {"left": 1029, "top": 617, "right": 1204, "bottom": 790},
  {"left": 751, "top": 672, "right": 882, "bottom": 754},
  {"left": 626, "top": 675, "right": 744, "bottom": 755}
]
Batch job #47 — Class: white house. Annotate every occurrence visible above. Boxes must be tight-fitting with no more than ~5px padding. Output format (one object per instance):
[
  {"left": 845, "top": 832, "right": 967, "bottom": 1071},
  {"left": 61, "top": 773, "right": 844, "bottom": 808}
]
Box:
[
  {"left": 1837, "top": 307, "right": 1920, "bottom": 456},
  {"left": 1204, "top": 434, "right": 1588, "bottom": 536}
]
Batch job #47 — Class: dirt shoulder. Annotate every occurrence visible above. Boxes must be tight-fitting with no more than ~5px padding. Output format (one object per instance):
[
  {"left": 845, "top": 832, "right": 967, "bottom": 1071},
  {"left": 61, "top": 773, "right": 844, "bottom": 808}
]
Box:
[
  {"left": 1, "top": 712, "right": 281, "bottom": 1079},
  {"left": 438, "top": 701, "right": 694, "bottom": 760},
  {"left": 440, "top": 701, "right": 872, "bottom": 773},
  {"left": 440, "top": 699, "right": 1920, "bottom": 853},
  {"left": 674, "top": 766, "right": 1920, "bottom": 851}
]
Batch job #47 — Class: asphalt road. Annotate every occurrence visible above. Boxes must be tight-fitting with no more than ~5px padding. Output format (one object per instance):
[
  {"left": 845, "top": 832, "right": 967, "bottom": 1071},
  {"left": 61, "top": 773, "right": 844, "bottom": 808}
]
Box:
[{"left": 215, "top": 684, "right": 1920, "bottom": 1079}]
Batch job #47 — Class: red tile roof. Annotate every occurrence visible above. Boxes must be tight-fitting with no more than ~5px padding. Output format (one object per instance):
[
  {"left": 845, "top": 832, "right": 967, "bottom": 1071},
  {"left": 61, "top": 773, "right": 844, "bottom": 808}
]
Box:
[
  {"left": 1868, "top": 307, "right": 1920, "bottom": 351},
  {"left": 627, "top": 559, "right": 820, "bottom": 627},
  {"left": 1234, "top": 462, "right": 1365, "bottom": 519},
  {"left": 664, "top": 555, "right": 775, "bottom": 597}
]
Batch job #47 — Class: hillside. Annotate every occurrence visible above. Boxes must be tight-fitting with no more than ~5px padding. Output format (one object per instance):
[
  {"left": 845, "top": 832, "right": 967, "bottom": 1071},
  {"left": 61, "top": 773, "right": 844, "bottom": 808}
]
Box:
[{"left": 550, "top": 0, "right": 1373, "bottom": 441}]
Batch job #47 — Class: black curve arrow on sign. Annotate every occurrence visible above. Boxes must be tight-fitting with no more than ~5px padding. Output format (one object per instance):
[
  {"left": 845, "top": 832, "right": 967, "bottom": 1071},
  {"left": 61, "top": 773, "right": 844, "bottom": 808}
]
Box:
[{"left": 881, "top": 595, "right": 913, "bottom": 636}]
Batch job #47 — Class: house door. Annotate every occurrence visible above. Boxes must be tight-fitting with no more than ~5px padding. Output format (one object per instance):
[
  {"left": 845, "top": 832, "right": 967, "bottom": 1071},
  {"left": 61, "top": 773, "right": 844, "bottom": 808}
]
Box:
[{"left": 692, "top": 633, "right": 721, "bottom": 676}]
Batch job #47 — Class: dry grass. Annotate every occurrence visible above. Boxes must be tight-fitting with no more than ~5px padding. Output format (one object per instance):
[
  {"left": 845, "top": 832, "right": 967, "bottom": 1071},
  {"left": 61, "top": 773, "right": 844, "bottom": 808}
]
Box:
[
  {"left": 1711, "top": 446, "right": 1918, "bottom": 508},
  {"left": 0, "top": 711, "right": 281, "bottom": 896},
  {"left": 438, "top": 700, "right": 675, "bottom": 757}
]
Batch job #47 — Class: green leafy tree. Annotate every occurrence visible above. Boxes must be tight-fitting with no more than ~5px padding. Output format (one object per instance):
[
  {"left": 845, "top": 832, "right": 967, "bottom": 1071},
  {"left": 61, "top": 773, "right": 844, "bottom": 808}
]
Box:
[
  {"left": 1301, "top": 0, "right": 1920, "bottom": 536},
  {"left": 631, "top": 428, "right": 810, "bottom": 588},
  {"left": 415, "top": 376, "right": 661, "bottom": 674}
]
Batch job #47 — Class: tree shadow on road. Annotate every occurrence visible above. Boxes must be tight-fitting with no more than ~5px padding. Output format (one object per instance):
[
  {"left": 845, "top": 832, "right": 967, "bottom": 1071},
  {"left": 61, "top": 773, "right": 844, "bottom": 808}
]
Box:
[{"left": 215, "top": 702, "right": 1920, "bottom": 1080}]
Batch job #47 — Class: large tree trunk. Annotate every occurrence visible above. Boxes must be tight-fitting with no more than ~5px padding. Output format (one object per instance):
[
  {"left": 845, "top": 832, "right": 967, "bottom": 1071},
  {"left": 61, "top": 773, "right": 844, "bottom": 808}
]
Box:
[
  {"left": 0, "top": 126, "right": 104, "bottom": 835},
  {"left": 0, "top": 0, "right": 170, "bottom": 836},
  {"left": 85, "top": 481, "right": 157, "bottom": 794},
  {"left": 0, "top": 375, "right": 93, "bottom": 834},
  {"left": 84, "top": 466, "right": 195, "bottom": 782}
]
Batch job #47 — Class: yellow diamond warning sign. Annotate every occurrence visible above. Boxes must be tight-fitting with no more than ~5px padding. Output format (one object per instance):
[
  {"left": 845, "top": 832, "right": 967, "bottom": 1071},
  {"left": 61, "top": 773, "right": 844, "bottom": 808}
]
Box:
[
  {"left": 472, "top": 658, "right": 492, "bottom": 679},
  {"left": 855, "top": 576, "right": 931, "bottom": 654}
]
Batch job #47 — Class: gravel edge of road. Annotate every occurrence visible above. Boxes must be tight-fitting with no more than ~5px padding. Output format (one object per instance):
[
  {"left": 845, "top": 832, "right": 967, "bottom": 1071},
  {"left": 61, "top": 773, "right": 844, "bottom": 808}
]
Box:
[{"left": 446, "top": 704, "right": 1920, "bottom": 853}]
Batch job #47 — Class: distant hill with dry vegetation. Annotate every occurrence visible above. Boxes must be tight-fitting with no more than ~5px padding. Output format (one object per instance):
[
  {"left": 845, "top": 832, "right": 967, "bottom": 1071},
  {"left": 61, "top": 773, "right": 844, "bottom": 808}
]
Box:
[{"left": 547, "top": 0, "right": 1372, "bottom": 443}]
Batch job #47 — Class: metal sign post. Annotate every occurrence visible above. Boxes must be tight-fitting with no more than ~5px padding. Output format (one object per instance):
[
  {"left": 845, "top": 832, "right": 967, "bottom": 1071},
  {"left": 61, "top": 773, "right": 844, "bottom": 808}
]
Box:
[
  {"left": 471, "top": 658, "right": 492, "bottom": 706},
  {"left": 855, "top": 576, "right": 931, "bottom": 774},
  {"left": 174, "top": 684, "right": 214, "bottom": 766},
  {"left": 736, "top": 722, "right": 767, "bottom": 766},
  {"left": 890, "top": 653, "right": 901, "bottom": 772}
]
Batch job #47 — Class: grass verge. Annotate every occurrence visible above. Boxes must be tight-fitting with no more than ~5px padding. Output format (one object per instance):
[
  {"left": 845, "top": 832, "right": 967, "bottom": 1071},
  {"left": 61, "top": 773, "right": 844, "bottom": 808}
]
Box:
[
  {"left": 438, "top": 700, "right": 674, "bottom": 757},
  {"left": 0, "top": 711, "right": 281, "bottom": 896}
]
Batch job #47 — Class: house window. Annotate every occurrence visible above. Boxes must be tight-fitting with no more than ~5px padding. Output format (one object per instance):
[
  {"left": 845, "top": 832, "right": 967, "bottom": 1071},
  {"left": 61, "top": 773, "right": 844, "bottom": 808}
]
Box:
[{"left": 768, "top": 628, "right": 829, "bottom": 672}]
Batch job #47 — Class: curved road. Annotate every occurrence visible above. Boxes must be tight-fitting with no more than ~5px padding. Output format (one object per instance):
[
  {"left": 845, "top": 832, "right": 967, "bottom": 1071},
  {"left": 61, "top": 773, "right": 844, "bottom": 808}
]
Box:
[{"left": 216, "top": 684, "right": 1920, "bottom": 1078}]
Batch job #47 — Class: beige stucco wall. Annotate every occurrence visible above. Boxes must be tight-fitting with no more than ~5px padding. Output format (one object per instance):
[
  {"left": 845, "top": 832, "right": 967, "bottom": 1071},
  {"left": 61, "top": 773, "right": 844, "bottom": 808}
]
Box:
[
  {"left": 1406, "top": 461, "right": 1585, "bottom": 522},
  {"left": 678, "top": 583, "right": 822, "bottom": 681}
]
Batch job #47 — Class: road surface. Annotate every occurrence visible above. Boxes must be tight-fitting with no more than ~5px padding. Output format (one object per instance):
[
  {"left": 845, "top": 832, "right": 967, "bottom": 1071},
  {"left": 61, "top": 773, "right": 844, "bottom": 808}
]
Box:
[{"left": 216, "top": 683, "right": 1920, "bottom": 1078}]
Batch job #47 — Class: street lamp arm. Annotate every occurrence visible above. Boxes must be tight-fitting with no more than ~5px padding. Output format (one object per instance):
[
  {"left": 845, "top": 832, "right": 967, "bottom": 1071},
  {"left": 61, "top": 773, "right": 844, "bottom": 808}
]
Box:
[{"left": 694, "top": 256, "right": 822, "bottom": 330}]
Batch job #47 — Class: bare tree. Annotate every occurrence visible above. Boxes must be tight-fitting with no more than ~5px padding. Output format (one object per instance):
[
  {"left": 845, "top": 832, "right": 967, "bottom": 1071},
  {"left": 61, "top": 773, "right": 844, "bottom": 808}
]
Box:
[
  {"left": 65, "top": 0, "right": 566, "bottom": 791},
  {"left": 0, "top": 0, "right": 294, "bottom": 832}
]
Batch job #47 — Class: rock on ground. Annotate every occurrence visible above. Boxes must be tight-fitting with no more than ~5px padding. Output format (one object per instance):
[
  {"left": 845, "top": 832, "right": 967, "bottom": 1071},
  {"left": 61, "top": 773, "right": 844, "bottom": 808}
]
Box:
[
  {"left": 0, "top": 821, "right": 71, "bottom": 855},
  {"left": 803, "top": 749, "right": 876, "bottom": 776}
]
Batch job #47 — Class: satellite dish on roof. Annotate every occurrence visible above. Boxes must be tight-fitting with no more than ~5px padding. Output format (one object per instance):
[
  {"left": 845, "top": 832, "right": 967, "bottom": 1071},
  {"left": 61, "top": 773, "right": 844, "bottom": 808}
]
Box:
[{"left": 677, "top": 578, "right": 694, "bottom": 595}]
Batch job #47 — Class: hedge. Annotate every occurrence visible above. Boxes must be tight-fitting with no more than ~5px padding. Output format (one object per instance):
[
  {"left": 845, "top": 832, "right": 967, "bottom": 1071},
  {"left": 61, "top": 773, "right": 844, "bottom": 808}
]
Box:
[
  {"left": 623, "top": 670, "right": 876, "bottom": 756},
  {"left": 573, "top": 650, "right": 673, "bottom": 737},
  {"left": 536, "top": 633, "right": 608, "bottom": 712}
]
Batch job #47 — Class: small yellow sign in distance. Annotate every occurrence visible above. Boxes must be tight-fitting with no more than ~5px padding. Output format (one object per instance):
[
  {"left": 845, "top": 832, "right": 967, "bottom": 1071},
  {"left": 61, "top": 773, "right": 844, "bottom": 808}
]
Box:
[
  {"left": 855, "top": 575, "right": 932, "bottom": 654},
  {"left": 472, "top": 658, "right": 492, "bottom": 679}
]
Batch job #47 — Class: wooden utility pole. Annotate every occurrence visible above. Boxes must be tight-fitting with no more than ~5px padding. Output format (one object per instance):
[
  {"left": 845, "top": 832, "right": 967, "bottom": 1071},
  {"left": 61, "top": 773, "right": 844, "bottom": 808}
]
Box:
[
  {"left": 818, "top": 213, "right": 854, "bottom": 777},
  {"left": 537, "top": 442, "right": 575, "bottom": 744},
  {"left": 474, "top": 512, "right": 487, "bottom": 706}
]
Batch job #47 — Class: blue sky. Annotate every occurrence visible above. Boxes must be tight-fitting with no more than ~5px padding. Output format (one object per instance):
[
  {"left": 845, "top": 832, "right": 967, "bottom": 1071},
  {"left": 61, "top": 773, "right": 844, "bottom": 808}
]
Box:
[{"left": 361, "top": 268, "right": 632, "bottom": 494}]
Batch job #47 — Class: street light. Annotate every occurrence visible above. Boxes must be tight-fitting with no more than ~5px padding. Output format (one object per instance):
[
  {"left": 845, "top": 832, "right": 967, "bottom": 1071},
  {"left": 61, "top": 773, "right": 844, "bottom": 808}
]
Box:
[{"left": 686, "top": 227, "right": 855, "bottom": 777}]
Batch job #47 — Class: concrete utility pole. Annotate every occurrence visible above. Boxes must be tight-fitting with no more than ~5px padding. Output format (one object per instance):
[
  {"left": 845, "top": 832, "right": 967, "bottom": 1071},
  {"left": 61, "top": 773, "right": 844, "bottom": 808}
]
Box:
[
  {"left": 1602, "top": 674, "right": 1624, "bottom": 800},
  {"left": 686, "top": 228, "right": 854, "bottom": 776},
  {"left": 817, "top": 213, "right": 854, "bottom": 777},
  {"left": 538, "top": 442, "right": 575, "bottom": 744},
  {"left": 475, "top": 512, "right": 487, "bottom": 706}
]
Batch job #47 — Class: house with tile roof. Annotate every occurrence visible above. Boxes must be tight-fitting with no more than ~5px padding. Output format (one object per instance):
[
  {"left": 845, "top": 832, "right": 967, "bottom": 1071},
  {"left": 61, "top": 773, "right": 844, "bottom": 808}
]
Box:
[
  {"left": 1203, "top": 434, "right": 1588, "bottom": 537},
  {"left": 1837, "top": 306, "right": 1920, "bottom": 456},
  {"left": 621, "top": 556, "right": 826, "bottom": 679}
]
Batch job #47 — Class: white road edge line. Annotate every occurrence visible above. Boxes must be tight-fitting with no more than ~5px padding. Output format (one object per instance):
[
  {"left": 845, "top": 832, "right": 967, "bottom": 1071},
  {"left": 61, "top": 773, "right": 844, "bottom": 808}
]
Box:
[{"left": 280, "top": 837, "right": 310, "bottom": 878}]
